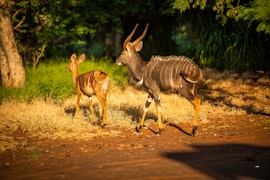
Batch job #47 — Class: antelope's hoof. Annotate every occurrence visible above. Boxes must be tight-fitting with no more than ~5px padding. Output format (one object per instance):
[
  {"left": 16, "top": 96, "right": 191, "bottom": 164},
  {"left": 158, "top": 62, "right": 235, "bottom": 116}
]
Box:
[
  {"left": 157, "top": 128, "right": 164, "bottom": 135},
  {"left": 192, "top": 126, "right": 198, "bottom": 137},
  {"left": 72, "top": 115, "right": 77, "bottom": 121},
  {"left": 136, "top": 124, "right": 142, "bottom": 133},
  {"left": 100, "top": 123, "right": 107, "bottom": 128}
]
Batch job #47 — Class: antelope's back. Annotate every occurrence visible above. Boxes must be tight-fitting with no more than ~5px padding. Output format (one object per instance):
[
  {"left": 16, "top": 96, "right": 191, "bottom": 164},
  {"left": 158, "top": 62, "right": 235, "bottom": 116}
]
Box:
[
  {"left": 144, "top": 56, "right": 202, "bottom": 90},
  {"left": 76, "top": 70, "right": 109, "bottom": 96},
  {"left": 76, "top": 71, "right": 96, "bottom": 96}
]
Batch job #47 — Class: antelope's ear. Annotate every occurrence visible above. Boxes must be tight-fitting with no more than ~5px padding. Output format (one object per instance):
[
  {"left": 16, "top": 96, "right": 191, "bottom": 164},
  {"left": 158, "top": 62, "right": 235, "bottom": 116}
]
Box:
[
  {"left": 71, "top": 54, "right": 76, "bottom": 62},
  {"left": 126, "top": 42, "right": 133, "bottom": 52},
  {"left": 134, "top": 41, "right": 143, "bottom": 52},
  {"left": 77, "top": 54, "right": 86, "bottom": 63}
]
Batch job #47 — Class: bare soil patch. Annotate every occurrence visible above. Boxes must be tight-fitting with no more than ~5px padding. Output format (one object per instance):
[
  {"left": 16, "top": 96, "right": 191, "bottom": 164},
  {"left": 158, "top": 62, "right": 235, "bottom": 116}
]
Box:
[{"left": 1, "top": 68, "right": 270, "bottom": 179}]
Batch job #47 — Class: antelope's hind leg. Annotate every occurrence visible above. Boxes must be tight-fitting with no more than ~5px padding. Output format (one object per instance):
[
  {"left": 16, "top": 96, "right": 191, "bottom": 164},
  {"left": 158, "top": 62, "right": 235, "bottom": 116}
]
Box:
[
  {"left": 85, "top": 94, "right": 103, "bottom": 126},
  {"left": 88, "top": 96, "right": 97, "bottom": 125},
  {"left": 191, "top": 96, "right": 200, "bottom": 136},
  {"left": 176, "top": 81, "right": 201, "bottom": 136},
  {"left": 95, "top": 91, "right": 107, "bottom": 128},
  {"left": 154, "top": 95, "right": 163, "bottom": 135}
]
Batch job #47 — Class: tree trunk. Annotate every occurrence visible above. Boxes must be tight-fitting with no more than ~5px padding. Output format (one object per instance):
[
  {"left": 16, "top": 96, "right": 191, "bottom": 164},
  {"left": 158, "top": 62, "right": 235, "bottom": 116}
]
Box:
[{"left": 0, "top": 0, "right": 25, "bottom": 88}]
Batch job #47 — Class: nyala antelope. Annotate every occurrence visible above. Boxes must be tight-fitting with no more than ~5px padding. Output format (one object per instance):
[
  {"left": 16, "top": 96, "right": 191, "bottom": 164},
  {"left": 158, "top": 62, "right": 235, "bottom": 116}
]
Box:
[
  {"left": 67, "top": 54, "right": 110, "bottom": 127},
  {"left": 116, "top": 24, "right": 202, "bottom": 136}
]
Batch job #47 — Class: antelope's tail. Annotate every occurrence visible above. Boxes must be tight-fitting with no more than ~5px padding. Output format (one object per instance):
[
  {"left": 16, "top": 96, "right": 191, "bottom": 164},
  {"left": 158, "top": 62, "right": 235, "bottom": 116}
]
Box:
[
  {"left": 180, "top": 66, "right": 202, "bottom": 84},
  {"left": 94, "top": 71, "right": 109, "bottom": 82}
]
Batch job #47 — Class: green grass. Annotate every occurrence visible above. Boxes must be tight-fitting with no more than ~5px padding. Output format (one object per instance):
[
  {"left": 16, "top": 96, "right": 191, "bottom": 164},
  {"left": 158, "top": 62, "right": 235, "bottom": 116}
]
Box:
[{"left": 0, "top": 56, "right": 127, "bottom": 103}]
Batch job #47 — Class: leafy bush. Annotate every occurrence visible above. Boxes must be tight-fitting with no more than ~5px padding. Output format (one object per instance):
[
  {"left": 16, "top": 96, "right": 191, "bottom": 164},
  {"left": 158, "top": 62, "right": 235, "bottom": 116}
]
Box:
[
  {"left": 173, "top": 0, "right": 270, "bottom": 72},
  {"left": 197, "top": 21, "right": 270, "bottom": 72}
]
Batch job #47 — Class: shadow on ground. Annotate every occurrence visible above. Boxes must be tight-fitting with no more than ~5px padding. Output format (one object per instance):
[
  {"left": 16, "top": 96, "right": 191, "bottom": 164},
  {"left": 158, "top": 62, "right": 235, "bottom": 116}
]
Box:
[
  {"left": 162, "top": 143, "right": 270, "bottom": 179},
  {"left": 118, "top": 104, "right": 157, "bottom": 123}
]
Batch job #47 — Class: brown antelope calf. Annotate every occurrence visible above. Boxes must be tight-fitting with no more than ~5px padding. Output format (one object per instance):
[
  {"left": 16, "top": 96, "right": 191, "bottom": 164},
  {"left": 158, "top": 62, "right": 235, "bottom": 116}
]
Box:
[
  {"left": 67, "top": 54, "right": 110, "bottom": 127},
  {"left": 116, "top": 24, "right": 202, "bottom": 136}
]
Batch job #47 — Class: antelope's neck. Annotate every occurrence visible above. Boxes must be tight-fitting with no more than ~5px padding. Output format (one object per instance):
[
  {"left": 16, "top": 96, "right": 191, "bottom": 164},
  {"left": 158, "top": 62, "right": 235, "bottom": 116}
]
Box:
[
  {"left": 128, "top": 58, "right": 145, "bottom": 81},
  {"left": 72, "top": 67, "right": 79, "bottom": 86}
]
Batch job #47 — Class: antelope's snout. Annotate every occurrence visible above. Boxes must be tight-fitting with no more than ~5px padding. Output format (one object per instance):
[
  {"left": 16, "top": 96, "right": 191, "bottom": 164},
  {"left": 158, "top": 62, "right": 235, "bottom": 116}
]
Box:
[
  {"left": 116, "top": 57, "right": 122, "bottom": 65},
  {"left": 66, "top": 66, "right": 71, "bottom": 71}
]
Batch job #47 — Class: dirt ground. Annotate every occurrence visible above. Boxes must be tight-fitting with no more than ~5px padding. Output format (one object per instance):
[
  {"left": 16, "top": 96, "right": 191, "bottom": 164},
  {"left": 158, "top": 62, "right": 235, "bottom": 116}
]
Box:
[
  {"left": 0, "top": 115, "right": 270, "bottom": 180},
  {"left": 1, "top": 69, "right": 270, "bottom": 180}
]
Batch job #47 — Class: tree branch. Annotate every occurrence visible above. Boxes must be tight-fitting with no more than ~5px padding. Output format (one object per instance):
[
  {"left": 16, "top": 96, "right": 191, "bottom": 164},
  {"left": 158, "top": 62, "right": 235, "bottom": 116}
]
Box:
[
  {"left": 13, "top": 16, "right": 26, "bottom": 31},
  {"left": 33, "top": 43, "right": 46, "bottom": 70}
]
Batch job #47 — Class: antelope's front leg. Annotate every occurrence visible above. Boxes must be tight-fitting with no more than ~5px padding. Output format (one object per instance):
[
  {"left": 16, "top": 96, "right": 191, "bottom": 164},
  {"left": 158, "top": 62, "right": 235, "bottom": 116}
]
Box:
[
  {"left": 137, "top": 94, "right": 153, "bottom": 132},
  {"left": 74, "top": 93, "right": 82, "bottom": 119}
]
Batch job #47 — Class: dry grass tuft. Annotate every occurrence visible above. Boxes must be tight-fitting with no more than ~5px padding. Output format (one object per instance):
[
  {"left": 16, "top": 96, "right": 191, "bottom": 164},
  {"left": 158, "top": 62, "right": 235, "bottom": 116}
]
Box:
[
  {"left": 201, "top": 68, "right": 270, "bottom": 115},
  {"left": 1, "top": 68, "right": 269, "bottom": 152},
  {"left": 0, "top": 135, "right": 18, "bottom": 153}
]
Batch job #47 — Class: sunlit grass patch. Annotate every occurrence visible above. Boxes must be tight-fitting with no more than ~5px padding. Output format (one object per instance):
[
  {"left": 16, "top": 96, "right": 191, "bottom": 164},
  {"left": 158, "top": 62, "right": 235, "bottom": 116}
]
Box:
[
  {"left": 261, "top": 119, "right": 270, "bottom": 129},
  {"left": 0, "top": 84, "right": 248, "bottom": 152},
  {"left": 0, "top": 98, "right": 122, "bottom": 152},
  {"left": 0, "top": 135, "right": 19, "bottom": 153}
]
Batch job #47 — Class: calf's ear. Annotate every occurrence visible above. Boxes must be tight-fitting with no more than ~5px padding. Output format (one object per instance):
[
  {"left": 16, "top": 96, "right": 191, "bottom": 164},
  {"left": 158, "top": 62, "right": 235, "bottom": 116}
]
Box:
[
  {"left": 77, "top": 54, "right": 86, "bottom": 64},
  {"left": 71, "top": 54, "right": 76, "bottom": 62}
]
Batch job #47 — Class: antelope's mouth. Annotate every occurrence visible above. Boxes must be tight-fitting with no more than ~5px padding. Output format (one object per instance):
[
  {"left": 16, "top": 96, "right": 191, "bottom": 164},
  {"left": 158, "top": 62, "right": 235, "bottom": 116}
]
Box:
[{"left": 116, "top": 62, "right": 122, "bottom": 65}]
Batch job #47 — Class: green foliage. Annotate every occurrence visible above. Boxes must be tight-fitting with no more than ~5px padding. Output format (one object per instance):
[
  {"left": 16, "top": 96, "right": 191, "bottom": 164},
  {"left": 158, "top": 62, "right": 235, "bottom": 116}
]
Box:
[
  {"left": 173, "top": 0, "right": 270, "bottom": 34},
  {"left": 172, "top": 0, "right": 270, "bottom": 72},
  {"left": 237, "top": 0, "right": 270, "bottom": 34},
  {"left": 172, "top": 0, "right": 191, "bottom": 13},
  {"left": 13, "top": 0, "right": 176, "bottom": 64},
  {"left": 0, "top": 57, "right": 127, "bottom": 102},
  {"left": 172, "top": 0, "right": 207, "bottom": 12},
  {"left": 196, "top": 21, "right": 270, "bottom": 72},
  {"left": 9, "top": 0, "right": 270, "bottom": 73},
  {"left": 171, "top": 24, "right": 197, "bottom": 57}
]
